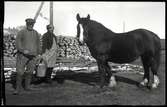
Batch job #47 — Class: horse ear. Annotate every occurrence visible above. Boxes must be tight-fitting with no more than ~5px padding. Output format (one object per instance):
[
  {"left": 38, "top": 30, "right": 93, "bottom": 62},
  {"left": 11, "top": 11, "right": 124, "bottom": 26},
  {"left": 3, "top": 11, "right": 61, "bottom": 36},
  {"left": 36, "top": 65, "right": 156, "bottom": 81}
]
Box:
[
  {"left": 76, "top": 13, "right": 80, "bottom": 21},
  {"left": 87, "top": 14, "right": 90, "bottom": 20}
]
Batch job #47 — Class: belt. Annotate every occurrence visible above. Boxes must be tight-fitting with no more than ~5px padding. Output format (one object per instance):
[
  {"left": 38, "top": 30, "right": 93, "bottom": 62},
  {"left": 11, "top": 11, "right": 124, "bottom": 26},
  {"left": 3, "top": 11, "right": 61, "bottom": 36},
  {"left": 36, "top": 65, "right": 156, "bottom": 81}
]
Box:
[{"left": 17, "top": 51, "right": 35, "bottom": 60}]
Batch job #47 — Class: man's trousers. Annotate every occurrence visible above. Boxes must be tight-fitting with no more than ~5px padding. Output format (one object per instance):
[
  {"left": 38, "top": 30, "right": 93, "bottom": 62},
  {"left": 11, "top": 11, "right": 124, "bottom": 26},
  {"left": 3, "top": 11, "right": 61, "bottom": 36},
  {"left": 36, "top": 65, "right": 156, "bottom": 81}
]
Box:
[{"left": 15, "top": 52, "right": 36, "bottom": 91}]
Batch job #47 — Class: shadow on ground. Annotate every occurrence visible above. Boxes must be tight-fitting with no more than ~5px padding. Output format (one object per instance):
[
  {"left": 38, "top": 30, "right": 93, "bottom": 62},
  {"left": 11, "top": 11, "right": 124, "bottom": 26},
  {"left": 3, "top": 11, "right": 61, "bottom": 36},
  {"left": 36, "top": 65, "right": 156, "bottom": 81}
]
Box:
[
  {"left": 52, "top": 70, "right": 140, "bottom": 87},
  {"left": 9, "top": 70, "right": 140, "bottom": 89}
]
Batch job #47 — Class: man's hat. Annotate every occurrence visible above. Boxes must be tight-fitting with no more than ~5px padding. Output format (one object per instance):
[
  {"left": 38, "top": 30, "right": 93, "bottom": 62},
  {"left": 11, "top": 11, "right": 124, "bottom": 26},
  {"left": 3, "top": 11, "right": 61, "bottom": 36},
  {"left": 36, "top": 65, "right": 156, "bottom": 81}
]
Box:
[{"left": 25, "top": 18, "right": 36, "bottom": 24}]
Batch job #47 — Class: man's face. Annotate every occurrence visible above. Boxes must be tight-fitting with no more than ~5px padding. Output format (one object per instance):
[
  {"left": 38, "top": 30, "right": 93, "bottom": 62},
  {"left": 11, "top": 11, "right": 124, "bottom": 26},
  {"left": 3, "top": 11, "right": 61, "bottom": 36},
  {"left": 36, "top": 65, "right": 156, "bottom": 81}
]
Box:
[
  {"left": 47, "top": 25, "right": 54, "bottom": 33},
  {"left": 26, "top": 23, "right": 34, "bottom": 31}
]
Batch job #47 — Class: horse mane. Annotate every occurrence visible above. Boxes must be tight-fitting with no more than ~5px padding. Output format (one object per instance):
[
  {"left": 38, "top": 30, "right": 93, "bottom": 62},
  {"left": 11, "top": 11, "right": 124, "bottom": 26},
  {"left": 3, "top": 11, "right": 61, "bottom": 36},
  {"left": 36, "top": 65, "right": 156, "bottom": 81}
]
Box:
[{"left": 88, "top": 20, "right": 115, "bottom": 34}]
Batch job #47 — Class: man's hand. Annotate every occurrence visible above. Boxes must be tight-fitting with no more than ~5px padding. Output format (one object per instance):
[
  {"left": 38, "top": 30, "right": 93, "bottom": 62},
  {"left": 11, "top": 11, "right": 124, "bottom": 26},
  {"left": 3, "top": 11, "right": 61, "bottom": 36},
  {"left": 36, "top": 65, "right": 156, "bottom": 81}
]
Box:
[
  {"left": 24, "top": 50, "right": 30, "bottom": 54},
  {"left": 35, "top": 55, "right": 42, "bottom": 64},
  {"left": 36, "top": 55, "right": 42, "bottom": 60}
]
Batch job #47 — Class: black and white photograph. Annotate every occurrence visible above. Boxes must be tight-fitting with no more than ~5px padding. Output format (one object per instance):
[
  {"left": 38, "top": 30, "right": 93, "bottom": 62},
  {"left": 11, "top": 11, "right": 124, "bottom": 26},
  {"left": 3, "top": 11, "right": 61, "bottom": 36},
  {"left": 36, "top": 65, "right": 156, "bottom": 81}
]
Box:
[{"left": 2, "top": 1, "right": 165, "bottom": 105}]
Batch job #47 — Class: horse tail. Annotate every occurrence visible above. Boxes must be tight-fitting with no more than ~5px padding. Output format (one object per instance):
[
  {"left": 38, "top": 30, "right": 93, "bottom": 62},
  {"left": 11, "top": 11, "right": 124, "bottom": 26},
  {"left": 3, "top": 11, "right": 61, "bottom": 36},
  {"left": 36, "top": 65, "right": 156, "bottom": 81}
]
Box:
[
  {"left": 147, "top": 30, "right": 161, "bottom": 67},
  {"left": 154, "top": 34, "right": 161, "bottom": 70}
]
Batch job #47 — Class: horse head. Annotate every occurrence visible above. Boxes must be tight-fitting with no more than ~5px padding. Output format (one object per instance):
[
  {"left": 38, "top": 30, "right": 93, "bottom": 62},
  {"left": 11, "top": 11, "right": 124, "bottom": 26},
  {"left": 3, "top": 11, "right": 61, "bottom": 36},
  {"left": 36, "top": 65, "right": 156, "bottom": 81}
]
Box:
[
  {"left": 76, "top": 13, "right": 90, "bottom": 45},
  {"left": 76, "top": 13, "right": 90, "bottom": 26}
]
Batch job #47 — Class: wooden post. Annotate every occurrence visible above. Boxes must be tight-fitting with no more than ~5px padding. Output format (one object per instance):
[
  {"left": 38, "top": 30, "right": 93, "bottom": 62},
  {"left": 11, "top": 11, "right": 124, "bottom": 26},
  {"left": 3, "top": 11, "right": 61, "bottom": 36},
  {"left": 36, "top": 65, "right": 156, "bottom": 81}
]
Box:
[
  {"left": 50, "top": 1, "right": 53, "bottom": 25},
  {"left": 34, "top": 1, "right": 44, "bottom": 21},
  {"left": 123, "top": 21, "right": 125, "bottom": 32}
]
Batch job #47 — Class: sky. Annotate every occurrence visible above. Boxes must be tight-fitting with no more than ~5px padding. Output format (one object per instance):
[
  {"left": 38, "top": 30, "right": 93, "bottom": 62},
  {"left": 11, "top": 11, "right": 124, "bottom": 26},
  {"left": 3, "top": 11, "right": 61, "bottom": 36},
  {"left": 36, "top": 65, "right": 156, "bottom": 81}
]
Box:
[{"left": 4, "top": 1, "right": 165, "bottom": 39}]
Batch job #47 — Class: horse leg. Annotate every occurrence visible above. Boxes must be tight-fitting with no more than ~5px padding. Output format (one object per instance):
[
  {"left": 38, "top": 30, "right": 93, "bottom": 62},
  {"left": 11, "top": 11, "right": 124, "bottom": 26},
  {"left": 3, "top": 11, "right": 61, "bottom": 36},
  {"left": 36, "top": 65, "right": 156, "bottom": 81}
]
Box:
[
  {"left": 150, "top": 55, "right": 160, "bottom": 88},
  {"left": 105, "top": 62, "right": 116, "bottom": 87},
  {"left": 97, "top": 61, "right": 107, "bottom": 88},
  {"left": 140, "top": 55, "right": 151, "bottom": 87},
  {"left": 104, "top": 62, "right": 111, "bottom": 82}
]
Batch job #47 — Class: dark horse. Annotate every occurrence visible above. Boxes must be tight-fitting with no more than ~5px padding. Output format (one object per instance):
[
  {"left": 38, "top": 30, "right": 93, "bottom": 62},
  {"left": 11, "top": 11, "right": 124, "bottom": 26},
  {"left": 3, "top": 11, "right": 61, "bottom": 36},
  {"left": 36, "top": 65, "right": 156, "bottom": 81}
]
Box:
[{"left": 76, "top": 13, "right": 161, "bottom": 89}]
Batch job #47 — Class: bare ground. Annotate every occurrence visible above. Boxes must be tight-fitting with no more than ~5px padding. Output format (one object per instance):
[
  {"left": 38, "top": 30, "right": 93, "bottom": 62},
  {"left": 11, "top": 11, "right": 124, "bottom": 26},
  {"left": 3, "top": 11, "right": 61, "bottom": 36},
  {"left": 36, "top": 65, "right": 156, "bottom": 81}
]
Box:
[
  {"left": 4, "top": 51, "right": 166, "bottom": 105},
  {"left": 5, "top": 66, "right": 165, "bottom": 105}
]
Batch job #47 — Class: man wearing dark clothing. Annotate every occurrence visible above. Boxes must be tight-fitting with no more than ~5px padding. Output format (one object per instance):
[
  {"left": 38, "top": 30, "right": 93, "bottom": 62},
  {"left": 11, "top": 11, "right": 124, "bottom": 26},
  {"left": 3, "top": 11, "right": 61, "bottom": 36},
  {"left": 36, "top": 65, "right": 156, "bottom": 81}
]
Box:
[{"left": 40, "top": 24, "right": 58, "bottom": 84}]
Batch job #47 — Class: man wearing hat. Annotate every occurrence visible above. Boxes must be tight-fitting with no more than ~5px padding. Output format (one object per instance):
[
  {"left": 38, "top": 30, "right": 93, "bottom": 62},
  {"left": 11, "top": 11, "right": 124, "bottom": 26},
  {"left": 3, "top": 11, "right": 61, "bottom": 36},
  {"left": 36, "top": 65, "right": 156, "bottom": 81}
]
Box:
[{"left": 13, "top": 18, "right": 41, "bottom": 95}]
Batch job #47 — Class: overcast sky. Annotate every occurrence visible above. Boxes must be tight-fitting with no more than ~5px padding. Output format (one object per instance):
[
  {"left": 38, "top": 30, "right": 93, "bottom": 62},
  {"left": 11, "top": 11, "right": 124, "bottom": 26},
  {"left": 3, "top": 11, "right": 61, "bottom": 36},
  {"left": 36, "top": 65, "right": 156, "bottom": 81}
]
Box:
[{"left": 4, "top": 1, "right": 165, "bottom": 39}]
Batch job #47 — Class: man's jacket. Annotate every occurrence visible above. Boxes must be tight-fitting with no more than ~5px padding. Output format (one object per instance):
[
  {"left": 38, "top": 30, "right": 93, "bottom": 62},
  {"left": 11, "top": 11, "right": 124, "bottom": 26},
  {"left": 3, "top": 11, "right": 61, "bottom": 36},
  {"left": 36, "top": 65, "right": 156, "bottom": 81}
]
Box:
[
  {"left": 42, "top": 32, "right": 57, "bottom": 54},
  {"left": 16, "top": 28, "right": 41, "bottom": 56}
]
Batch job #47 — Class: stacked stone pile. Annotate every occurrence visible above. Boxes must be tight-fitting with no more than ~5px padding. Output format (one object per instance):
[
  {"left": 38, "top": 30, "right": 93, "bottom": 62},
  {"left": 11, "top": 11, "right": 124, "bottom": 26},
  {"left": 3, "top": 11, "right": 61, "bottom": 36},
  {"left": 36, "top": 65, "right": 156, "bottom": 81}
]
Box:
[
  {"left": 3, "top": 34, "right": 94, "bottom": 61},
  {"left": 3, "top": 34, "right": 17, "bottom": 58}
]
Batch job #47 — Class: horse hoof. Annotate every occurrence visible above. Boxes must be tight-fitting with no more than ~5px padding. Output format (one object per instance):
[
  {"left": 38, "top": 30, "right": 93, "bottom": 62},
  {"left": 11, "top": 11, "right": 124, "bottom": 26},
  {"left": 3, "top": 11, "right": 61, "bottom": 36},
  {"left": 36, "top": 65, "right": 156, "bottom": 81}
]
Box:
[
  {"left": 109, "top": 76, "right": 117, "bottom": 87},
  {"left": 140, "top": 78, "right": 148, "bottom": 87},
  {"left": 138, "top": 83, "right": 145, "bottom": 88},
  {"left": 108, "top": 81, "right": 117, "bottom": 87},
  {"left": 152, "top": 75, "right": 160, "bottom": 89},
  {"left": 152, "top": 83, "right": 159, "bottom": 89},
  {"left": 140, "top": 81, "right": 147, "bottom": 86}
]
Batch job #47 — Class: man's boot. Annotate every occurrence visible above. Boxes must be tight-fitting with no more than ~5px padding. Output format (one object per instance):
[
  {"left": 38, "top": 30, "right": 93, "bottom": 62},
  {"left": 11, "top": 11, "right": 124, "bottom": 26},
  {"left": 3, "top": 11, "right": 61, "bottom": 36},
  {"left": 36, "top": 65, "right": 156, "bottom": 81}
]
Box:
[
  {"left": 24, "top": 72, "right": 36, "bottom": 91},
  {"left": 45, "top": 68, "right": 53, "bottom": 84},
  {"left": 13, "top": 73, "right": 22, "bottom": 95}
]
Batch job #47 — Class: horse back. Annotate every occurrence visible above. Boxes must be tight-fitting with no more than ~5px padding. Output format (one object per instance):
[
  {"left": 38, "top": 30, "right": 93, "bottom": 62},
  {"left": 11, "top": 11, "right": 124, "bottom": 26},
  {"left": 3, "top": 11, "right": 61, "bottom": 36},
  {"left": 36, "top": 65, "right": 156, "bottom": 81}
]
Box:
[
  {"left": 128, "top": 29, "right": 161, "bottom": 54},
  {"left": 109, "top": 29, "right": 161, "bottom": 61},
  {"left": 89, "top": 28, "right": 160, "bottom": 63}
]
